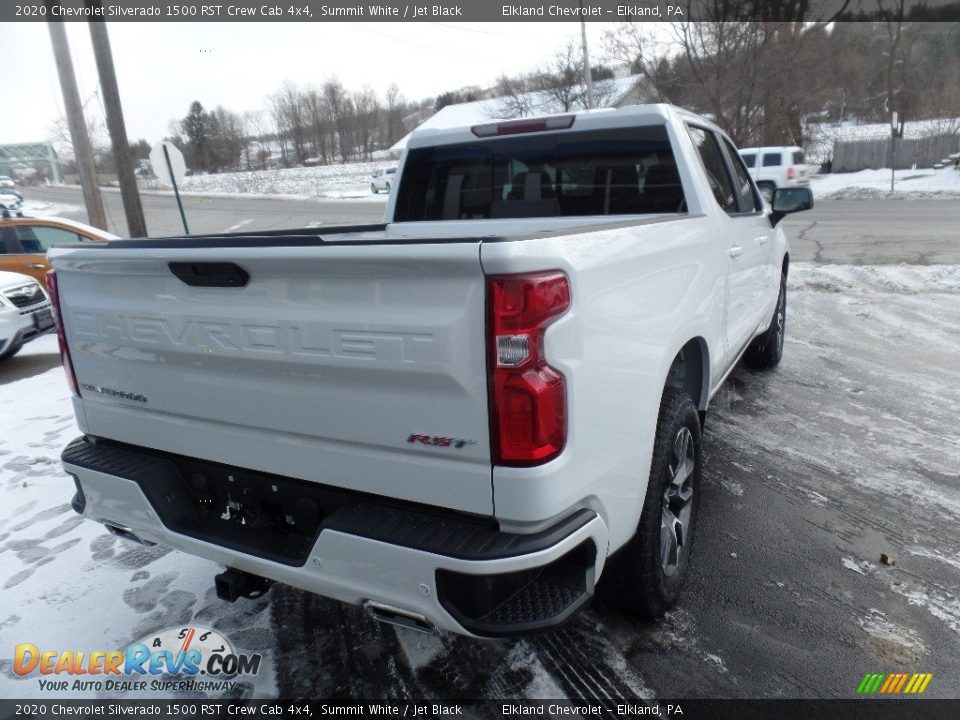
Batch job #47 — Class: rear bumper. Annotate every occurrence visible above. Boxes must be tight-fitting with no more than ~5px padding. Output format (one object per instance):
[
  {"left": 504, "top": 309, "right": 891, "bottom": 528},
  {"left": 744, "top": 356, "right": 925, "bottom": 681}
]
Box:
[{"left": 62, "top": 436, "right": 607, "bottom": 637}]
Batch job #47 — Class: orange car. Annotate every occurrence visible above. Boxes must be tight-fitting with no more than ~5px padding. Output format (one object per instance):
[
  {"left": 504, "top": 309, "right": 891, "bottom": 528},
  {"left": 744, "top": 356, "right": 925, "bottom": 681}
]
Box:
[{"left": 0, "top": 213, "right": 118, "bottom": 288}]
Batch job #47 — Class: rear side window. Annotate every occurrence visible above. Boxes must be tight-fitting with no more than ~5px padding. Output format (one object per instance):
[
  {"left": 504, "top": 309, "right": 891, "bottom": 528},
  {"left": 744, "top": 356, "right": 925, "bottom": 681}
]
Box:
[
  {"left": 721, "top": 137, "right": 761, "bottom": 213},
  {"left": 686, "top": 125, "right": 736, "bottom": 212},
  {"left": 762, "top": 153, "right": 782, "bottom": 167},
  {"left": 792, "top": 151, "right": 805, "bottom": 164},
  {"left": 0, "top": 226, "right": 17, "bottom": 253},
  {"left": 16, "top": 225, "right": 84, "bottom": 252},
  {"left": 740, "top": 153, "right": 756, "bottom": 168},
  {"left": 394, "top": 125, "right": 685, "bottom": 221}
]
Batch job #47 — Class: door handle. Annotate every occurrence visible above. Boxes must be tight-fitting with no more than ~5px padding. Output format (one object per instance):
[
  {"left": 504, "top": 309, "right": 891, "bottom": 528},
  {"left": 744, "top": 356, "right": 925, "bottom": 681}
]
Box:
[
  {"left": 755, "top": 235, "right": 769, "bottom": 245},
  {"left": 28, "top": 263, "right": 47, "bottom": 269},
  {"left": 729, "top": 246, "right": 744, "bottom": 258}
]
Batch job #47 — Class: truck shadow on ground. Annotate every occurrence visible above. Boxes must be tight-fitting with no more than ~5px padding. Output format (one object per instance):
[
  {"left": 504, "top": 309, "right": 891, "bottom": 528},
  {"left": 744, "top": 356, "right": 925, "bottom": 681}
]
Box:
[{"left": 0, "top": 351, "right": 61, "bottom": 385}]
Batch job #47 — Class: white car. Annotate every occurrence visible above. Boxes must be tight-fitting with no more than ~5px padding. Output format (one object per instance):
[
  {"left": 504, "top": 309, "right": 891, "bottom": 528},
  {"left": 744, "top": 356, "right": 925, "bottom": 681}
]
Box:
[
  {"left": 52, "top": 104, "right": 812, "bottom": 637},
  {"left": 738, "top": 146, "right": 810, "bottom": 201},
  {"left": 0, "top": 270, "right": 55, "bottom": 360},
  {"left": 0, "top": 189, "right": 23, "bottom": 211},
  {"left": 370, "top": 167, "right": 397, "bottom": 194},
  {"left": 0, "top": 175, "right": 15, "bottom": 189}
]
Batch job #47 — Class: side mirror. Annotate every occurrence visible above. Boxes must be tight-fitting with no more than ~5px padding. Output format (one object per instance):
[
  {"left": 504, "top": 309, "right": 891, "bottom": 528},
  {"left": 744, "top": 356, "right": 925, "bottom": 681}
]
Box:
[{"left": 770, "top": 186, "right": 813, "bottom": 227}]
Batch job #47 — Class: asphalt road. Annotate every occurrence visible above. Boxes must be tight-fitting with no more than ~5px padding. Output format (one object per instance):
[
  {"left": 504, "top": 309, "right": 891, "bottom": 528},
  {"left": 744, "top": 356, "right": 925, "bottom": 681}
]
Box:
[
  {"left": 20, "top": 185, "right": 960, "bottom": 266},
  {"left": 2, "top": 188, "right": 958, "bottom": 701},
  {"left": 781, "top": 199, "right": 960, "bottom": 266}
]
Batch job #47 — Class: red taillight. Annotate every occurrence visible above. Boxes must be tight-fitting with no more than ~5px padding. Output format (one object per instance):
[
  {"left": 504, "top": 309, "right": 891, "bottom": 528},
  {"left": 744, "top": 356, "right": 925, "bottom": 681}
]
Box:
[
  {"left": 786, "top": 166, "right": 796, "bottom": 180},
  {"left": 487, "top": 272, "right": 570, "bottom": 466},
  {"left": 471, "top": 115, "right": 575, "bottom": 138},
  {"left": 46, "top": 270, "right": 79, "bottom": 397}
]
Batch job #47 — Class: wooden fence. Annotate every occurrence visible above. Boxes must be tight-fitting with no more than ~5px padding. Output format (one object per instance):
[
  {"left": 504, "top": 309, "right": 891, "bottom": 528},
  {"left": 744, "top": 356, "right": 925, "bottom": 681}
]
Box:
[{"left": 832, "top": 134, "right": 960, "bottom": 172}]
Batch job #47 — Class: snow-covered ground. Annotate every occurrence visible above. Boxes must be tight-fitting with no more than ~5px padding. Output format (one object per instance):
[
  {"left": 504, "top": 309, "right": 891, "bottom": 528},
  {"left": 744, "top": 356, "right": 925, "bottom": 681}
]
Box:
[
  {"left": 141, "top": 159, "right": 392, "bottom": 202},
  {"left": 0, "top": 342, "right": 277, "bottom": 699},
  {"left": 810, "top": 166, "right": 960, "bottom": 200},
  {"left": 19, "top": 199, "right": 83, "bottom": 216}
]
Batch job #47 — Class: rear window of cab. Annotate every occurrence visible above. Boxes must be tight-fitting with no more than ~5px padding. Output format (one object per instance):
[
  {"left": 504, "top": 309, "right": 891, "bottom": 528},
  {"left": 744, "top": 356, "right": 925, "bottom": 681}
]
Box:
[{"left": 394, "top": 125, "right": 686, "bottom": 221}]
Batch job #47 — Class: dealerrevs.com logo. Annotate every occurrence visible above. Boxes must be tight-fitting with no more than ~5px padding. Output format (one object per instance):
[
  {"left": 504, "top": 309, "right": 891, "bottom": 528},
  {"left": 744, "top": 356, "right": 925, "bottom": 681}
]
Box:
[{"left": 13, "top": 626, "right": 261, "bottom": 693}]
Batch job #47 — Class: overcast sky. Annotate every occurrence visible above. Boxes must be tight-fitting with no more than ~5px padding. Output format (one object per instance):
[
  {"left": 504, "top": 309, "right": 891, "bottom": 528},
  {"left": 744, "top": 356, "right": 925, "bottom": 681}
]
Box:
[{"left": 1, "top": 21, "right": 619, "bottom": 147}]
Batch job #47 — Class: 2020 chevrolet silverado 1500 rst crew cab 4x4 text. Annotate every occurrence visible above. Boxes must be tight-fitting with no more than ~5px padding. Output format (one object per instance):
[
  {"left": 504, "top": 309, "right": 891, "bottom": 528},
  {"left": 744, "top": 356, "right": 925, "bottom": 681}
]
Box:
[{"left": 49, "top": 105, "right": 812, "bottom": 637}]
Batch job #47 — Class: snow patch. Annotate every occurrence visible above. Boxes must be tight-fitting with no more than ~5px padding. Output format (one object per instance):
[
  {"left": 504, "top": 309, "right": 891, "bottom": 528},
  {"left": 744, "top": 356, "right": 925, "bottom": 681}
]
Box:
[
  {"left": 704, "top": 653, "right": 728, "bottom": 672},
  {"left": 718, "top": 478, "right": 744, "bottom": 496},
  {"left": 891, "top": 584, "right": 960, "bottom": 636},
  {"left": 503, "top": 642, "right": 566, "bottom": 699},
  {"left": 908, "top": 547, "right": 960, "bottom": 575},
  {"left": 790, "top": 263, "right": 960, "bottom": 294},
  {"left": 810, "top": 167, "right": 960, "bottom": 200},
  {"left": 842, "top": 557, "right": 871, "bottom": 575},
  {"left": 139, "top": 159, "right": 393, "bottom": 201},
  {"left": 20, "top": 200, "right": 83, "bottom": 216}
]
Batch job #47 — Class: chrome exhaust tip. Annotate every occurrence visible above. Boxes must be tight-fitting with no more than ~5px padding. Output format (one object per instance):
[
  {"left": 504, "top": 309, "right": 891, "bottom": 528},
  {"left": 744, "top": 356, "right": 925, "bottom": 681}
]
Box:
[
  {"left": 102, "top": 521, "right": 155, "bottom": 547},
  {"left": 364, "top": 600, "right": 436, "bottom": 634}
]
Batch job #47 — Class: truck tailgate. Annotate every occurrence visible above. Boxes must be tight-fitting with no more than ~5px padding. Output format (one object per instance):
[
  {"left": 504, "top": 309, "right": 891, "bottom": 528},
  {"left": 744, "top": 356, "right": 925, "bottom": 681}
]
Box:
[{"left": 50, "top": 241, "right": 493, "bottom": 515}]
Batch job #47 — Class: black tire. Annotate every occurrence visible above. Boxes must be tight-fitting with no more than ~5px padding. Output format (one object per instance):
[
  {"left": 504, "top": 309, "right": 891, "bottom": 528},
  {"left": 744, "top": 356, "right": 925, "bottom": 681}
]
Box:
[
  {"left": 744, "top": 273, "right": 786, "bottom": 370},
  {"left": 386, "top": 182, "right": 392, "bottom": 192},
  {"left": 598, "top": 386, "right": 702, "bottom": 619},
  {"left": 371, "top": 183, "right": 378, "bottom": 194},
  {"left": 0, "top": 341, "right": 23, "bottom": 361},
  {"left": 758, "top": 182, "right": 775, "bottom": 202}
]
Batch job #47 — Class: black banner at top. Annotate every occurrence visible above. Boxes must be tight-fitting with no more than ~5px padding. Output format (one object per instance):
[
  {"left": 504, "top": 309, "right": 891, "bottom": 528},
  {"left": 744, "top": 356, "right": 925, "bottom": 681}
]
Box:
[{"left": 4, "top": 0, "right": 960, "bottom": 23}]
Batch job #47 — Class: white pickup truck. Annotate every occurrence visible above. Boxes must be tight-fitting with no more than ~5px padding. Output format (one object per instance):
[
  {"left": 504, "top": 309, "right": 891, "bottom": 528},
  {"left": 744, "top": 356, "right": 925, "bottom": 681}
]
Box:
[{"left": 50, "top": 105, "right": 812, "bottom": 637}]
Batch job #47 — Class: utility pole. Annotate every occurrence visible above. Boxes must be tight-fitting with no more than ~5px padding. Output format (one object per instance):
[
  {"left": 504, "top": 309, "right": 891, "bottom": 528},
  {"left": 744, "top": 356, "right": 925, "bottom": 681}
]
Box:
[
  {"left": 890, "top": 111, "right": 898, "bottom": 192},
  {"left": 579, "top": 3, "right": 594, "bottom": 110},
  {"left": 46, "top": 8, "right": 108, "bottom": 231},
  {"left": 87, "top": 2, "right": 147, "bottom": 237}
]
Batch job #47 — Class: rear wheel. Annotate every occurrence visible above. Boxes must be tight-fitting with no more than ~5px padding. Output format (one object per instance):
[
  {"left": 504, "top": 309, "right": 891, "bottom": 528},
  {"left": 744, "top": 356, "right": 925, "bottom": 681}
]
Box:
[
  {"left": 370, "top": 183, "right": 378, "bottom": 194},
  {"left": 599, "top": 386, "right": 702, "bottom": 618},
  {"left": 744, "top": 274, "right": 786, "bottom": 370}
]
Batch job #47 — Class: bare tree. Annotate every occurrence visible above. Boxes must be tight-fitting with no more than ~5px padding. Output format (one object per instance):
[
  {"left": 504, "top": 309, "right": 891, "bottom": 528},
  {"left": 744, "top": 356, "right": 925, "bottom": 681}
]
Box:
[
  {"left": 494, "top": 73, "right": 535, "bottom": 118},
  {"left": 303, "top": 88, "right": 332, "bottom": 164},
  {"left": 353, "top": 86, "right": 380, "bottom": 160},
  {"left": 604, "top": 23, "right": 674, "bottom": 102},
  {"left": 49, "top": 103, "right": 110, "bottom": 169},
  {"left": 384, "top": 84, "right": 405, "bottom": 145},
  {"left": 323, "top": 77, "right": 353, "bottom": 163},
  {"left": 242, "top": 110, "right": 271, "bottom": 170},
  {"left": 532, "top": 41, "right": 588, "bottom": 113}
]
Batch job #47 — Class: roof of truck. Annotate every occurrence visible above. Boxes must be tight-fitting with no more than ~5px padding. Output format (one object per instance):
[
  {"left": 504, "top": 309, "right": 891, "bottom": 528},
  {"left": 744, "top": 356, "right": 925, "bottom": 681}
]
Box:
[{"left": 402, "top": 103, "right": 719, "bottom": 152}]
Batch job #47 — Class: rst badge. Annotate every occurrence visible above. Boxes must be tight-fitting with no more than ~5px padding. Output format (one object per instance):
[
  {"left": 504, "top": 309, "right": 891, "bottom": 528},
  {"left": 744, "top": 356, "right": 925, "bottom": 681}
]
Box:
[{"left": 407, "top": 434, "right": 477, "bottom": 450}]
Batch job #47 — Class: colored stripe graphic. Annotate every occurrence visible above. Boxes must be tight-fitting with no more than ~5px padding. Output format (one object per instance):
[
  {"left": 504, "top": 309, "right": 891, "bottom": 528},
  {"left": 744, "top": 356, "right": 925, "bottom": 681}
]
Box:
[{"left": 858, "top": 673, "right": 933, "bottom": 694}]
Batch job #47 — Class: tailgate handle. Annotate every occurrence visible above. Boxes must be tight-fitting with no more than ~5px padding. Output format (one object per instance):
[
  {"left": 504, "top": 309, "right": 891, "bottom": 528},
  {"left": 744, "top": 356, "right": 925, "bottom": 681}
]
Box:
[{"left": 168, "top": 262, "right": 249, "bottom": 288}]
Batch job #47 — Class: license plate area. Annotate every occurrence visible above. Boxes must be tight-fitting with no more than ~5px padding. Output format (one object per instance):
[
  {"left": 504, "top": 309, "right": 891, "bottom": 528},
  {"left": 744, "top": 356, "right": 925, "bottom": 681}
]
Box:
[{"left": 32, "top": 308, "right": 54, "bottom": 331}]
